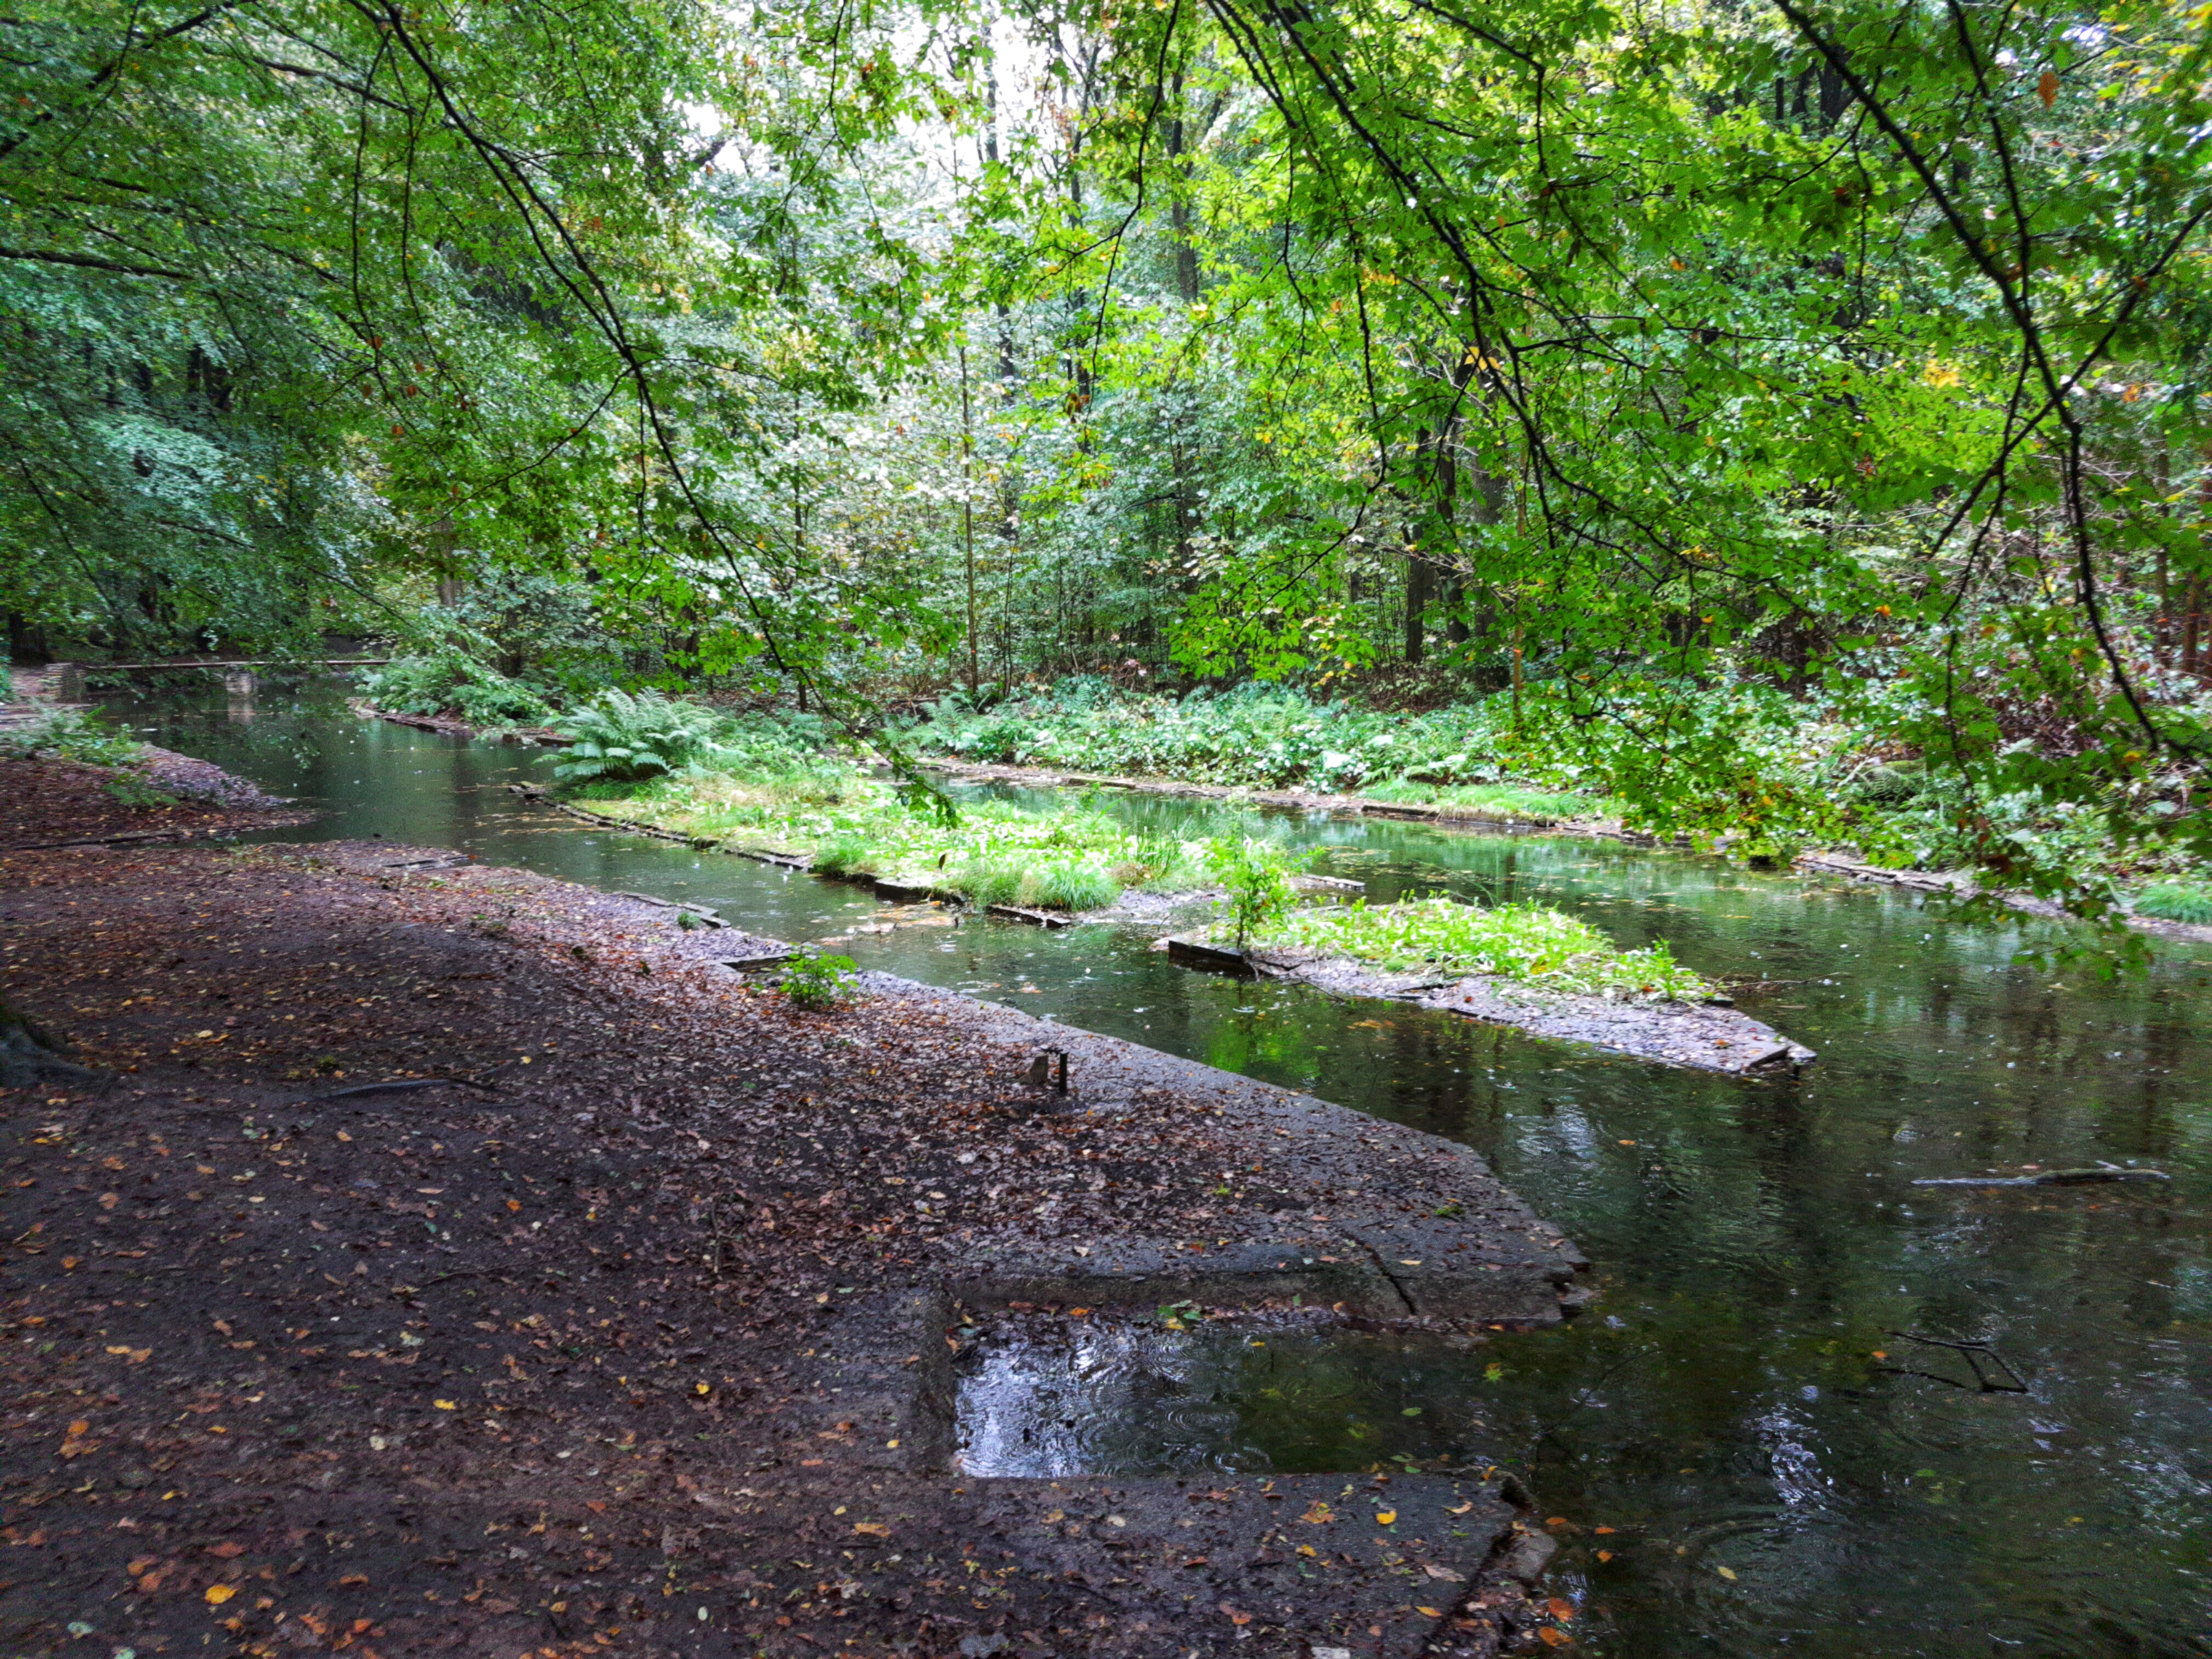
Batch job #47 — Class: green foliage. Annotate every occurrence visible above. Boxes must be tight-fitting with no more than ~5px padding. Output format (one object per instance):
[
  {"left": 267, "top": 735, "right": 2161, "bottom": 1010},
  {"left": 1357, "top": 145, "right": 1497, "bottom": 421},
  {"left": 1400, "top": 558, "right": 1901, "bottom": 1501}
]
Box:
[
  {"left": 1267, "top": 896, "right": 1712, "bottom": 1002},
  {"left": 552, "top": 691, "right": 723, "bottom": 786},
  {"left": 915, "top": 681, "right": 1529, "bottom": 795},
  {"left": 1205, "top": 836, "right": 1304, "bottom": 951},
  {"left": 360, "top": 654, "right": 551, "bottom": 727},
  {"left": 0, "top": 707, "right": 143, "bottom": 768},
  {"left": 2131, "top": 884, "right": 2212, "bottom": 926},
  {"left": 776, "top": 949, "right": 859, "bottom": 1011},
  {"left": 102, "top": 775, "right": 178, "bottom": 810}
]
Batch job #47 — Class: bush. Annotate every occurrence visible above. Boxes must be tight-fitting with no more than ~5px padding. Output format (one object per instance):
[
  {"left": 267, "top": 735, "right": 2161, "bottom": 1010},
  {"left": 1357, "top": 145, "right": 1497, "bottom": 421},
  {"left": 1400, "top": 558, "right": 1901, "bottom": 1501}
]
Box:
[
  {"left": 1206, "top": 835, "right": 1305, "bottom": 950},
  {"left": 0, "top": 707, "right": 144, "bottom": 768},
  {"left": 777, "top": 949, "right": 858, "bottom": 1009},
  {"left": 552, "top": 690, "right": 723, "bottom": 787},
  {"left": 359, "top": 652, "right": 550, "bottom": 726},
  {"left": 2132, "top": 883, "right": 2212, "bottom": 925}
]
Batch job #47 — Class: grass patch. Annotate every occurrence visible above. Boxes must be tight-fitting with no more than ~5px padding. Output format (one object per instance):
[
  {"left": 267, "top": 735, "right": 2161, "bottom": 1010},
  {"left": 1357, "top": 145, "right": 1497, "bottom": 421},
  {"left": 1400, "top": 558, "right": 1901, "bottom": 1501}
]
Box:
[
  {"left": 574, "top": 763, "right": 1214, "bottom": 912},
  {"left": 1254, "top": 894, "right": 1713, "bottom": 1000},
  {"left": 2131, "top": 883, "right": 2212, "bottom": 925}
]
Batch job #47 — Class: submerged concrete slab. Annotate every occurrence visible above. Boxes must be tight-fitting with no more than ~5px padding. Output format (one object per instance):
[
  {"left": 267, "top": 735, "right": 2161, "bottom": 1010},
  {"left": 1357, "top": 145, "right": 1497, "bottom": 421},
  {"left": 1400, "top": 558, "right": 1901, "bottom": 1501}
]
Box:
[{"left": 861, "top": 972, "right": 1588, "bottom": 1330}]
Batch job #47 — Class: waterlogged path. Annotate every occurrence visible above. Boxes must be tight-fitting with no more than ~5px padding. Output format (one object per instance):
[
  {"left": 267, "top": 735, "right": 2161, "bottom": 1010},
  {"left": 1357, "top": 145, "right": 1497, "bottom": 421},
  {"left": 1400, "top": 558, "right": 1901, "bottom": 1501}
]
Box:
[{"left": 115, "top": 681, "right": 2212, "bottom": 1659}]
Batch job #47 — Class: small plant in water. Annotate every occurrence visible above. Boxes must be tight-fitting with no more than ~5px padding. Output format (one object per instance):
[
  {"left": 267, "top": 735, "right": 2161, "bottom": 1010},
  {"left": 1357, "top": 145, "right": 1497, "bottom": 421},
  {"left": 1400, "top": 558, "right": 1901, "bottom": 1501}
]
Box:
[
  {"left": 777, "top": 949, "right": 859, "bottom": 1010},
  {"left": 1206, "top": 835, "right": 1304, "bottom": 951}
]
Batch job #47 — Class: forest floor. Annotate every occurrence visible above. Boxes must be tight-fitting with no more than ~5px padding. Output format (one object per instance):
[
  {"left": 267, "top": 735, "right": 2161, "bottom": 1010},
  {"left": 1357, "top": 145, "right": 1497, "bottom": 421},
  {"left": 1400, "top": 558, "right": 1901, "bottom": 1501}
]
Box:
[{"left": 0, "top": 757, "right": 1585, "bottom": 1659}]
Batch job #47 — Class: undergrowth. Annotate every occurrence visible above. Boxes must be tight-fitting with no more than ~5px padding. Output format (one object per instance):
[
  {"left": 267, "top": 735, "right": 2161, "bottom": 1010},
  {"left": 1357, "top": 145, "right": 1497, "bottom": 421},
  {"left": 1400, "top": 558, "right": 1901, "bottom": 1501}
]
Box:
[
  {"left": 0, "top": 707, "right": 145, "bottom": 768},
  {"left": 359, "top": 652, "right": 551, "bottom": 727}
]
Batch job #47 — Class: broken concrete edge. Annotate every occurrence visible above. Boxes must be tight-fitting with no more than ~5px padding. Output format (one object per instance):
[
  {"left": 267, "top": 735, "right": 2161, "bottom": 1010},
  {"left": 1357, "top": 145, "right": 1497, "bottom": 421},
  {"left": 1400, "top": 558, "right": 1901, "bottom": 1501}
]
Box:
[
  {"left": 797, "top": 1287, "right": 1561, "bottom": 1659},
  {"left": 854, "top": 968, "right": 1589, "bottom": 1334},
  {"left": 1166, "top": 936, "right": 1816, "bottom": 1077}
]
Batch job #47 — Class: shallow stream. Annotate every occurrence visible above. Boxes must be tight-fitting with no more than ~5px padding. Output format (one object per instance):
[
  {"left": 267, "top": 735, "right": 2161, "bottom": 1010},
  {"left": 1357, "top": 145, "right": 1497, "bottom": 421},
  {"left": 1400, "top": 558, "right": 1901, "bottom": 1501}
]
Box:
[{"left": 109, "top": 679, "right": 2212, "bottom": 1658}]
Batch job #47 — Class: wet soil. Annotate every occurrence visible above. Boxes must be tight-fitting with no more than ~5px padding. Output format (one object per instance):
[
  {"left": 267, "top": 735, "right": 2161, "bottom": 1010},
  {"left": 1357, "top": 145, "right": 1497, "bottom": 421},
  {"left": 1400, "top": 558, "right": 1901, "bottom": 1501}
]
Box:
[{"left": 0, "top": 761, "right": 1583, "bottom": 1658}]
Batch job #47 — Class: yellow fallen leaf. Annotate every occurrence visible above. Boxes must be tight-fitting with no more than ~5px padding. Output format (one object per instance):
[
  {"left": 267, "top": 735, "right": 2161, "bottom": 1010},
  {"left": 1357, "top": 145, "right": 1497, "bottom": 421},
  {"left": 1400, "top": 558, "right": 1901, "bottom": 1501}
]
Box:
[
  {"left": 1597, "top": 1549, "right": 1613, "bottom": 1561},
  {"left": 434, "top": 1400, "right": 456, "bottom": 1410},
  {"left": 205, "top": 1584, "right": 236, "bottom": 1605},
  {"left": 1717, "top": 1565, "right": 1738, "bottom": 1581},
  {"left": 853, "top": 1522, "right": 890, "bottom": 1538},
  {"left": 1417, "top": 1606, "right": 1443, "bottom": 1618},
  {"left": 1375, "top": 1510, "right": 1396, "bottom": 1525}
]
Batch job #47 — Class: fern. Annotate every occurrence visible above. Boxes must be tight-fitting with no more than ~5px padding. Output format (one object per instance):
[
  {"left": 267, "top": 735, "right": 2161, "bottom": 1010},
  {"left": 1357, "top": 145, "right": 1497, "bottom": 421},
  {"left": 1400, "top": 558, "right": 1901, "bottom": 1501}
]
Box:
[{"left": 551, "top": 690, "right": 724, "bottom": 787}]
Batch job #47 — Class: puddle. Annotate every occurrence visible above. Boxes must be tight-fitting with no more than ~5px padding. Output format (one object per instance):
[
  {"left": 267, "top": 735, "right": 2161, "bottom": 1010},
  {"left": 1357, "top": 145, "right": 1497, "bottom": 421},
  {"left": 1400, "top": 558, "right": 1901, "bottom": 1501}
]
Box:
[{"left": 955, "top": 1312, "right": 1508, "bottom": 1479}]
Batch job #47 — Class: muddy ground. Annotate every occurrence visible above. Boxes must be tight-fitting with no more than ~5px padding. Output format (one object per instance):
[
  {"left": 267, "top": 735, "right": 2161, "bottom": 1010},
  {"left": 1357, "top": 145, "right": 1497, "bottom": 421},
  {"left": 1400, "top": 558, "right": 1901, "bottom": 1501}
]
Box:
[{"left": 0, "top": 759, "right": 1588, "bottom": 1659}]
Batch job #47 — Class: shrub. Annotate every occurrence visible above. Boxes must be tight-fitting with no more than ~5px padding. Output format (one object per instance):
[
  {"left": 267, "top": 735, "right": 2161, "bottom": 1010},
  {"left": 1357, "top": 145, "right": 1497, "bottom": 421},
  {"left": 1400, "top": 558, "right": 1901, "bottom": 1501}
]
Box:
[
  {"left": 1206, "top": 835, "right": 1305, "bottom": 950},
  {"left": 2132, "top": 883, "right": 2212, "bottom": 925},
  {"left": 0, "top": 707, "right": 144, "bottom": 768},
  {"left": 777, "top": 949, "right": 858, "bottom": 1009},
  {"left": 359, "top": 652, "right": 550, "bottom": 725},
  {"left": 552, "top": 690, "right": 723, "bottom": 787}
]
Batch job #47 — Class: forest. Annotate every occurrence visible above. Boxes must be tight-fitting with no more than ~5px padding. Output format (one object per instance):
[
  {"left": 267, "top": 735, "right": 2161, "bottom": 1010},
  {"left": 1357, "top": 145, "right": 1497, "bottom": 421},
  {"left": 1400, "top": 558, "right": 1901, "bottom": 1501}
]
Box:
[
  {"left": 9, "top": 7, "right": 2212, "bottom": 1654},
  {"left": 5, "top": 0, "right": 2212, "bottom": 915}
]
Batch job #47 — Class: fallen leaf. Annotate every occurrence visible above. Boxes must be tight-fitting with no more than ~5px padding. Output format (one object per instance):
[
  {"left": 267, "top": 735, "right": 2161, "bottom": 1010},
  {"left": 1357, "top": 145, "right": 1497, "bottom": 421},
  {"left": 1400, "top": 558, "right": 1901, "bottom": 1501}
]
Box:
[
  {"left": 1425, "top": 1563, "right": 1458, "bottom": 1580},
  {"left": 1547, "top": 1598, "right": 1575, "bottom": 1621},
  {"left": 1300, "top": 1502, "right": 1333, "bottom": 1525},
  {"left": 1596, "top": 1550, "right": 1613, "bottom": 1562},
  {"left": 204, "top": 1584, "right": 235, "bottom": 1605},
  {"left": 1417, "top": 1606, "right": 1444, "bottom": 1619},
  {"left": 1375, "top": 1510, "right": 1396, "bottom": 1526},
  {"left": 1716, "top": 1565, "right": 1738, "bottom": 1581},
  {"left": 433, "top": 1400, "right": 456, "bottom": 1410},
  {"left": 206, "top": 1542, "right": 245, "bottom": 1559},
  {"left": 1593, "top": 1526, "right": 1616, "bottom": 1534},
  {"left": 1538, "top": 1629, "right": 1571, "bottom": 1648},
  {"left": 853, "top": 1522, "right": 890, "bottom": 1538},
  {"left": 1218, "top": 1603, "right": 1252, "bottom": 1627}
]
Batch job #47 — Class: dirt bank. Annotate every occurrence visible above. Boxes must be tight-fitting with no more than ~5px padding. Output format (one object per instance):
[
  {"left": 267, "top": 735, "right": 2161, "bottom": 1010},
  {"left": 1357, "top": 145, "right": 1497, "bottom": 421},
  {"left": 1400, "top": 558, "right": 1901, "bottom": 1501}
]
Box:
[
  {"left": 1, "top": 754, "right": 315, "bottom": 853},
  {"left": 1, "top": 768, "right": 1588, "bottom": 1657}
]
